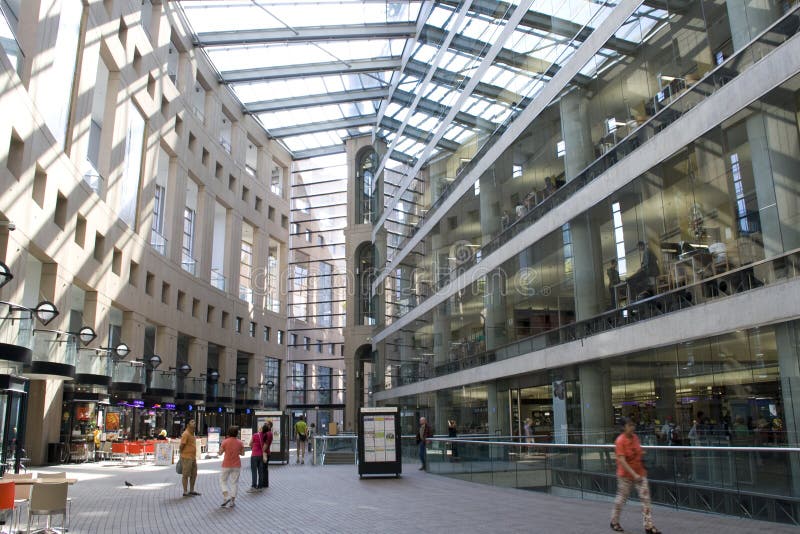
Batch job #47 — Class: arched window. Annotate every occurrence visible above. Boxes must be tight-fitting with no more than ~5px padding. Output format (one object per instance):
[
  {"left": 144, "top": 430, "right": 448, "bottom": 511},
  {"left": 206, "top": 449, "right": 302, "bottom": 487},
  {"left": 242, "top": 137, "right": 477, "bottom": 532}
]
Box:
[
  {"left": 356, "top": 149, "right": 377, "bottom": 224},
  {"left": 356, "top": 242, "right": 376, "bottom": 325}
]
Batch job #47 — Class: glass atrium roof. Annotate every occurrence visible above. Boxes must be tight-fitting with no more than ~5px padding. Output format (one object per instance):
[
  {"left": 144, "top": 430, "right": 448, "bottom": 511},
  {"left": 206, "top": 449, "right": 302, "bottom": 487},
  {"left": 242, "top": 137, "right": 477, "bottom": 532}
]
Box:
[{"left": 178, "top": 1, "right": 668, "bottom": 164}]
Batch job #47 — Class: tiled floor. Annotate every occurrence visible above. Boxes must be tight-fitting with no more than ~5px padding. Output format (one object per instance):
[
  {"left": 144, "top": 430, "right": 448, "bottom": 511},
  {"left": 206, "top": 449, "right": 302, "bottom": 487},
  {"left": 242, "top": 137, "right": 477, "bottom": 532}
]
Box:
[{"left": 14, "top": 449, "right": 794, "bottom": 534}]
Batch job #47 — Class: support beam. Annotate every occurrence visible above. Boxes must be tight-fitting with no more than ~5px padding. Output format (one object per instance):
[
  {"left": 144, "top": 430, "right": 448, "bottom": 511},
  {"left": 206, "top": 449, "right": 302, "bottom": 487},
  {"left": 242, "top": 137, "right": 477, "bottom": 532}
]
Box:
[
  {"left": 220, "top": 57, "right": 402, "bottom": 84},
  {"left": 195, "top": 22, "right": 417, "bottom": 46},
  {"left": 438, "top": 0, "right": 639, "bottom": 55},
  {"left": 404, "top": 59, "right": 528, "bottom": 107},
  {"left": 269, "top": 114, "right": 378, "bottom": 138},
  {"left": 246, "top": 87, "right": 389, "bottom": 113},
  {"left": 419, "top": 25, "right": 592, "bottom": 86},
  {"left": 293, "top": 144, "right": 346, "bottom": 160},
  {"left": 392, "top": 90, "right": 499, "bottom": 132},
  {"left": 380, "top": 116, "right": 460, "bottom": 152}
]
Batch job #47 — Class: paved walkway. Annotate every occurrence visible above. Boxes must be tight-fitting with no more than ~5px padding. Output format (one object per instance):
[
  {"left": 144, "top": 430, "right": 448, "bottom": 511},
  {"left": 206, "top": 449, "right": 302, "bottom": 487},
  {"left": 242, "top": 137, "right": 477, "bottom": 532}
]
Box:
[{"left": 18, "top": 451, "right": 794, "bottom": 534}]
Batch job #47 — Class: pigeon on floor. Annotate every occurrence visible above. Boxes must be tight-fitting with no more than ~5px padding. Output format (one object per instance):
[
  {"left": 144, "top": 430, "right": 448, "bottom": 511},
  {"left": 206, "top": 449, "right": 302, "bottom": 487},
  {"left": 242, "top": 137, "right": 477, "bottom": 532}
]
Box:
[{"left": 124, "top": 481, "right": 134, "bottom": 487}]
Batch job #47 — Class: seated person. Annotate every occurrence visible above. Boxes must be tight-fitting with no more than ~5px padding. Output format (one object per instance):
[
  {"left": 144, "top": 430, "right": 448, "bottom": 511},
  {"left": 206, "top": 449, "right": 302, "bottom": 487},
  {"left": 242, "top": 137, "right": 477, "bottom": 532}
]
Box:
[{"left": 627, "top": 240, "right": 660, "bottom": 297}]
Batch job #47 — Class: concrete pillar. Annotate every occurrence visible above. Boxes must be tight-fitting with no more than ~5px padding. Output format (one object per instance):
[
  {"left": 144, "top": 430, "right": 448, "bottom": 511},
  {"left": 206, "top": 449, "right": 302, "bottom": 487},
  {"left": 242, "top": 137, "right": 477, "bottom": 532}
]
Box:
[
  {"left": 218, "top": 347, "right": 237, "bottom": 383},
  {"left": 579, "top": 362, "right": 613, "bottom": 444},
  {"left": 553, "top": 379, "right": 568, "bottom": 444},
  {"left": 121, "top": 312, "right": 147, "bottom": 361},
  {"left": 561, "top": 89, "right": 605, "bottom": 319},
  {"left": 196, "top": 189, "right": 215, "bottom": 281},
  {"left": 432, "top": 304, "right": 451, "bottom": 368},
  {"left": 187, "top": 338, "right": 208, "bottom": 379},
  {"left": 155, "top": 326, "right": 178, "bottom": 370},
  {"left": 487, "top": 382, "right": 499, "bottom": 436},
  {"left": 560, "top": 89, "right": 595, "bottom": 182},
  {"left": 225, "top": 211, "right": 243, "bottom": 298},
  {"left": 479, "top": 170, "right": 508, "bottom": 349},
  {"left": 434, "top": 391, "right": 447, "bottom": 434},
  {"left": 775, "top": 321, "right": 800, "bottom": 495},
  {"left": 726, "top": 0, "right": 781, "bottom": 53}
]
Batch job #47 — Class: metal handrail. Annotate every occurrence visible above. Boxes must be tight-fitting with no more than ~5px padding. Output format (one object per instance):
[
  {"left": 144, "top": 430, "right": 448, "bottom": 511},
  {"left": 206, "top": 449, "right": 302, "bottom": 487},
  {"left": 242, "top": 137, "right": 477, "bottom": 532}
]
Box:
[{"left": 426, "top": 437, "right": 800, "bottom": 453}]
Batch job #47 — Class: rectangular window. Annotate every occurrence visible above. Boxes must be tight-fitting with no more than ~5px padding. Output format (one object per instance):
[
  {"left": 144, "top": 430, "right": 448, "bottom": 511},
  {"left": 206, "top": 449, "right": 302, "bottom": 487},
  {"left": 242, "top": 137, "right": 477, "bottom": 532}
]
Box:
[
  {"left": 316, "top": 340, "right": 322, "bottom": 353},
  {"left": 263, "top": 326, "right": 270, "bottom": 341},
  {"left": 239, "top": 229, "right": 254, "bottom": 304},
  {"left": 152, "top": 185, "right": 165, "bottom": 234},
  {"left": 271, "top": 165, "right": 284, "bottom": 197},
  {"left": 119, "top": 103, "right": 145, "bottom": 228},
  {"left": 612, "top": 202, "right": 627, "bottom": 276},
  {"left": 292, "top": 263, "right": 308, "bottom": 321},
  {"left": 512, "top": 164, "right": 523, "bottom": 179},
  {"left": 318, "top": 262, "right": 333, "bottom": 327},
  {"left": 303, "top": 336, "right": 311, "bottom": 351},
  {"left": 290, "top": 363, "right": 305, "bottom": 404},
  {"left": 235, "top": 316, "right": 242, "bottom": 333},
  {"left": 277, "top": 330, "right": 284, "bottom": 345},
  {"left": 263, "top": 357, "right": 280, "bottom": 405},
  {"left": 267, "top": 246, "right": 280, "bottom": 313},
  {"left": 249, "top": 321, "right": 256, "bottom": 337},
  {"left": 329, "top": 343, "right": 335, "bottom": 355},
  {"left": 182, "top": 207, "right": 195, "bottom": 263},
  {"left": 290, "top": 333, "right": 298, "bottom": 347}
]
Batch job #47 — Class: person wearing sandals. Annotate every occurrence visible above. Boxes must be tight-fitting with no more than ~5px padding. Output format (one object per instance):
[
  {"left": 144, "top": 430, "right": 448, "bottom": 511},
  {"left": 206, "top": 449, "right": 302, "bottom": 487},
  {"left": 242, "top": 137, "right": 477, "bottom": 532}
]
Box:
[
  {"left": 219, "top": 426, "right": 245, "bottom": 508},
  {"left": 610, "top": 418, "right": 661, "bottom": 534}
]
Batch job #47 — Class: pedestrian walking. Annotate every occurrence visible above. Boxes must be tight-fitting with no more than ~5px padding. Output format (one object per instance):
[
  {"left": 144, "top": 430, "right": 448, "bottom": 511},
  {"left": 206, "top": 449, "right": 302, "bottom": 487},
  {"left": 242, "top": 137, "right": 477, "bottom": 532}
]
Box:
[
  {"left": 416, "top": 416, "right": 433, "bottom": 470},
  {"left": 247, "top": 424, "right": 265, "bottom": 493},
  {"left": 179, "top": 420, "right": 201, "bottom": 497},
  {"left": 219, "top": 426, "right": 245, "bottom": 508},
  {"left": 295, "top": 415, "right": 308, "bottom": 464},
  {"left": 610, "top": 418, "right": 661, "bottom": 534},
  {"left": 447, "top": 419, "right": 458, "bottom": 460}
]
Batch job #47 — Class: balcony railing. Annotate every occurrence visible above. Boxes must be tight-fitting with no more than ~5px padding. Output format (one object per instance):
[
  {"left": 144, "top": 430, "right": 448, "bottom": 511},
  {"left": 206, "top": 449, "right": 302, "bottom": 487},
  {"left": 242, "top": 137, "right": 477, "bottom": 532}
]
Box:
[
  {"left": 379, "top": 5, "right": 800, "bottom": 286},
  {"left": 239, "top": 286, "right": 253, "bottom": 304},
  {"left": 29, "top": 329, "right": 77, "bottom": 378},
  {"left": 206, "top": 382, "right": 234, "bottom": 401},
  {"left": 177, "top": 376, "right": 206, "bottom": 399},
  {"left": 0, "top": 5, "right": 23, "bottom": 76},
  {"left": 237, "top": 385, "right": 266, "bottom": 405},
  {"left": 0, "top": 303, "right": 33, "bottom": 358},
  {"left": 75, "top": 350, "right": 112, "bottom": 380},
  {"left": 181, "top": 251, "right": 197, "bottom": 276},
  {"left": 111, "top": 361, "right": 146, "bottom": 388},
  {"left": 81, "top": 164, "right": 103, "bottom": 196},
  {"left": 148, "top": 370, "right": 177, "bottom": 393},
  {"left": 378, "top": 247, "right": 800, "bottom": 392},
  {"left": 150, "top": 230, "right": 167, "bottom": 256},
  {"left": 422, "top": 437, "right": 800, "bottom": 526},
  {"left": 210, "top": 269, "right": 226, "bottom": 291}
]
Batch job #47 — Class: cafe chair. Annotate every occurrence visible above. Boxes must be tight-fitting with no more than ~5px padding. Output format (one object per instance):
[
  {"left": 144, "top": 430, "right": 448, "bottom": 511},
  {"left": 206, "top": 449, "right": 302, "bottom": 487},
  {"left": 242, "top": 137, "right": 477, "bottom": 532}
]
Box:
[
  {"left": 3, "top": 473, "right": 32, "bottom": 533},
  {"left": 34, "top": 475, "right": 70, "bottom": 532},
  {"left": 26, "top": 481, "right": 68, "bottom": 534},
  {"left": 0, "top": 480, "right": 15, "bottom": 534}
]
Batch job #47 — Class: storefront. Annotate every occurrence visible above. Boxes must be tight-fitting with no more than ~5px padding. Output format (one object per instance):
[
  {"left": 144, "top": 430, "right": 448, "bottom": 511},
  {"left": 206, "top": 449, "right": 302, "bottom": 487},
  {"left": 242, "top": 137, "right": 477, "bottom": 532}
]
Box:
[
  {"left": 0, "top": 374, "right": 28, "bottom": 475},
  {"left": 60, "top": 385, "right": 109, "bottom": 461}
]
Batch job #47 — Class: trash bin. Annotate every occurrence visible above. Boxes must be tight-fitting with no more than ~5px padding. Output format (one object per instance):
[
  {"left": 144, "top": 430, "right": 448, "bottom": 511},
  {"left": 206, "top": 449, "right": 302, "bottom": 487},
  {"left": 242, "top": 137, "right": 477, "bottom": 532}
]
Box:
[{"left": 47, "top": 443, "right": 66, "bottom": 465}]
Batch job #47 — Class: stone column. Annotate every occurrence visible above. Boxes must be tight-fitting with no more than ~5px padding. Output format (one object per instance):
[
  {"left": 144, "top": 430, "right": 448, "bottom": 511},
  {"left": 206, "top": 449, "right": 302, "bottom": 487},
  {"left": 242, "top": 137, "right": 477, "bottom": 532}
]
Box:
[
  {"left": 579, "top": 362, "right": 613, "bottom": 444},
  {"left": 225, "top": 211, "right": 243, "bottom": 298},
  {"left": 479, "top": 169, "right": 508, "bottom": 349},
  {"left": 187, "top": 338, "right": 208, "bottom": 379},
  {"left": 775, "top": 321, "right": 800, "bottom": 496},
  {"left": 561, "top": 89, "right": 605, "bottom": 319},
  {"left": 155, "top": 326, "right": 178, "bottom": 371}
]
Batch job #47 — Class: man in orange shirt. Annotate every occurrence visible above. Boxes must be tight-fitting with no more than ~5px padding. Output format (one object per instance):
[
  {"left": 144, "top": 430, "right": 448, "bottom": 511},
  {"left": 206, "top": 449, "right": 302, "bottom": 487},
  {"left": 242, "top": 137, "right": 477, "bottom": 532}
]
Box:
[
  {"left": 610, "top": 418, "right": 660, "bottom": 534},
  {"left": 179, "top": 420, "right": 201, "bottom": 497}
]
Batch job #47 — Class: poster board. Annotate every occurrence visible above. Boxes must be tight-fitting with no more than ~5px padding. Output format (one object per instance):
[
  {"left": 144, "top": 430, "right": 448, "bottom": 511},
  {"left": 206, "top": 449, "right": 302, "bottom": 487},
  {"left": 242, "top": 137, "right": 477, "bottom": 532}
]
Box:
[
  {"left": 254, "top": 410, "right": 289, "bottom": 463},
  {"left": 207, "top": 427, "right": 221, "bottom": 456},
  {"left": 358, "top": 407, "right": 401, "bottom": 477},
  {"left": 240, "top": 428, "right": 253, "bottom": 450},
  {"left": 154, "top": 442, "right": 172, "bottom": 465}
]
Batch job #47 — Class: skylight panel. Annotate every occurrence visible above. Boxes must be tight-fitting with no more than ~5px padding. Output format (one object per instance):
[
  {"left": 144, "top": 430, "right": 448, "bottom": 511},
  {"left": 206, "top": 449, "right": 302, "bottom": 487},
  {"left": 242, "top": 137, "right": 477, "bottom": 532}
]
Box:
[
  {"left": 323, "top": 76, "right": 346, "bottom": 93},
  {"left": 442, "top": 124, "right": 465, "bottom": 141}
]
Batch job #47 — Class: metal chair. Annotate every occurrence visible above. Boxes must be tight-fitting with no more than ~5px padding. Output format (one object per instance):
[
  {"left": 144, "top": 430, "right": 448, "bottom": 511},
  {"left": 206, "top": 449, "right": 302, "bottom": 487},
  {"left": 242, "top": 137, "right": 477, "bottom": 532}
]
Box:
[
  {"left": 26, "top": 482, "right": 68, "bottom": 534},
  {"left": 34, "top": 475, "right": 70, "bottom": 532},
  {"left": 3, "top": 473, "right": 32, "bottom": 533}
]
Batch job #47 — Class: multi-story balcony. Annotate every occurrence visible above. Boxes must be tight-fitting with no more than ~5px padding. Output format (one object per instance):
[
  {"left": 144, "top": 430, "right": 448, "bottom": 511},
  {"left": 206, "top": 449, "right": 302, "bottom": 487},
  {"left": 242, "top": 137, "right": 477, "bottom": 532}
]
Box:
[
  {"left": 110, "top": 361, "right": 146, "bottom": 394},
  {"left": 147, "top": 370, "right": 177, "bottom": 397},
  {"left": 236, "top": 385, "right": 267, "bottom": 407},
  {"left": 27, "top": 329, "right": 76, "bottom": 380},
  {"left": 176, "top": 376, "right": 206, "bottom": 401},
  {"left": 75, "top": 350, "right": 112, "bottom": 387},
  {"left": 206, "top": 382, "right": 234, "bottom": 404},
  {"left": 0, "top": 303, "right": 33, "bottom": 370},
  {"left": 181, "top": 251, "right": 197, "bottom": 276},
  {"left": 210, "top": 269, "right": 226, "bottom": 291},
  {"left": 150, "top": 229, "right": 167, "bottom": 256}
]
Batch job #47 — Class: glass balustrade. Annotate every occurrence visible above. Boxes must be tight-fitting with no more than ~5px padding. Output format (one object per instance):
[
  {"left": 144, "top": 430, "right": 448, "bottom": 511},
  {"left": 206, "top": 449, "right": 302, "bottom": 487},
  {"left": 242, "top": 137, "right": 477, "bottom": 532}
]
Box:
[
  {"left": 75, "top": 350, "right": 111, "bottom": 378},
  {"left": 421, "top": 437, "right": 800, "bottom": 525},
  {"left": 30, "top": 329, "right": 77, "bottom": 369},
  {"left": 111, "top": 361, "right": 146, "bottom": 386},
  {"left": 148, "top": 370, "right": 177, "bottom": 392}
]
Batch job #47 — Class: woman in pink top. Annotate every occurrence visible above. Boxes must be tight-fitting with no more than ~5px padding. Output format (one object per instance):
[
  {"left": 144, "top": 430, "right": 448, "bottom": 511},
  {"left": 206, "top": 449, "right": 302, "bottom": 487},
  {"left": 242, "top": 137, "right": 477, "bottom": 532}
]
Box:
[
  {"left": 263, "top": 422, "right": 274, "bottom": 488},
  {"left": 219, "top": 426, "right": 245, "bottom": 508}
]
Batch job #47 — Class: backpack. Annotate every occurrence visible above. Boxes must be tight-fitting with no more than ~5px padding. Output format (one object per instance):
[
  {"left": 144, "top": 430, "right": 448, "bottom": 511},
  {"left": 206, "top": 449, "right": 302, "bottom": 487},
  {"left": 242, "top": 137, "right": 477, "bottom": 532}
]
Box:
[{"left": 669, "top": 425, "right": 681, "bottom": 445}]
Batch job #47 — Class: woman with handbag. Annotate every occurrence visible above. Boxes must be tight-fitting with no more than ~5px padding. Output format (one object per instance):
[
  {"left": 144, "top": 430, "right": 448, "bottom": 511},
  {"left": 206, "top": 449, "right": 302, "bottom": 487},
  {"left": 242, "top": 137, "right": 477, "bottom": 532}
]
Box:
[
  {"left": 247, "top": 425, "right": 264, "bottom": 493},
  {"left": 262, "top": 422, "right": 273, "bottom": 488}
]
